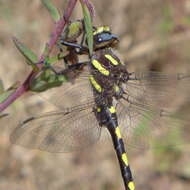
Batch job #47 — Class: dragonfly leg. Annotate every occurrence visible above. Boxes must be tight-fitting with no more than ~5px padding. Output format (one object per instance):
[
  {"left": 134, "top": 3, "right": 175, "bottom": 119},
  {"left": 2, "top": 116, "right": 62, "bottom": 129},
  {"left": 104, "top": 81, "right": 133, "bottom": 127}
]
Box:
[
  {"left": 67, "top": 61, "right": 89, "bottom": 69},
  {"left": 60, "top": 40, "right": 89, "bottom": 54}
]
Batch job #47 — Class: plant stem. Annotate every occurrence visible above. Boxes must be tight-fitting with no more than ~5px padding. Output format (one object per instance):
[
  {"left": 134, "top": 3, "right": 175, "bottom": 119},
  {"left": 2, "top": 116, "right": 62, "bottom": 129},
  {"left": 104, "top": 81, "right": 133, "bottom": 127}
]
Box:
[{"left": 0, "top": 0, "right": 78, "bottom": 113}]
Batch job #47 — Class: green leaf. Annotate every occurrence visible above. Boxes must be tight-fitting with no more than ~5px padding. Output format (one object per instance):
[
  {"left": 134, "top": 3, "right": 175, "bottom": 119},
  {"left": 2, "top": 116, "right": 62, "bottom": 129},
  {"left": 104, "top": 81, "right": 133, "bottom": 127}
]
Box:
[
  {"left": 80, "top": 0, "right": 95, "bottom": 18},
  {"left": 12, "top": 37, "right": 39, "bottom": 71},
  {"left": 29, "top": 69, "right": 67, "bottom": 92},
  {"left": 41, "top": 0, "right": 60, "bottom": 22},
  {"left": 0, "top": 89, "right": 15, "bottom": 104},
  {"left": 80, "top": 1, "right": 93, "bottom": 56},
  {"left": 0, "top": 82, "right": 19, "bottom": 103}
]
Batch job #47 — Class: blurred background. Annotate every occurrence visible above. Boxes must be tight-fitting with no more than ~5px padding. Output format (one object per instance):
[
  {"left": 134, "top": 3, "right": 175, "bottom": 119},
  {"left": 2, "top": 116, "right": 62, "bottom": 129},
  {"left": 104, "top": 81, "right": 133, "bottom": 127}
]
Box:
[{"left": 0, "top": 0, "right": 190, "bottom": 189}]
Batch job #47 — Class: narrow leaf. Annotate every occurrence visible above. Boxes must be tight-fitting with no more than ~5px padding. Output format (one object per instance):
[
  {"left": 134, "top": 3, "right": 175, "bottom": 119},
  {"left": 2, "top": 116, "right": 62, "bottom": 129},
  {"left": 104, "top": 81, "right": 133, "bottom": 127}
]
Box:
[
  {"left": 41, "top": 0, "right": 60, "bottom": 22},
  {"left": 0, "top": 82, "right": 19, "bottom": 103},
  {"left": 12, "top": 37, "right": 39, "bottom": 70},
  {"left": 0, "top": 89, "right": 15, "bottom": 104},
  {"left": 29, "top": 69, "right": 67, "bottom": 92},
  {"left": 81, "top": 0, "right": 95, "bottom": 18},
  {"left": 13, "top": 37, "right": 38, "bottom": 63},
  {"left": 80, "top": 1, "right": 93, "bottom": 56}
]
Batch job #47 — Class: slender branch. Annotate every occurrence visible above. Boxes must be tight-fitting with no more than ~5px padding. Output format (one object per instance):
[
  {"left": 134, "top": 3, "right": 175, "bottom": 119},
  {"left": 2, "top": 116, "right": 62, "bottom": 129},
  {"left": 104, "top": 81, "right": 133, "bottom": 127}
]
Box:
[{"left": 0, "top": 0, "right": 78, "bottom": 113}]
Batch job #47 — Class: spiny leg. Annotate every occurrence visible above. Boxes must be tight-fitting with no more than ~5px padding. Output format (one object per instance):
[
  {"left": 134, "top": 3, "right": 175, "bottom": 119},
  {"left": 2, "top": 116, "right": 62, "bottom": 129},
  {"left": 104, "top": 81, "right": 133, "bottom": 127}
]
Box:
[{"left": 59, "top": 40, "right": 89, "bottom": 54}]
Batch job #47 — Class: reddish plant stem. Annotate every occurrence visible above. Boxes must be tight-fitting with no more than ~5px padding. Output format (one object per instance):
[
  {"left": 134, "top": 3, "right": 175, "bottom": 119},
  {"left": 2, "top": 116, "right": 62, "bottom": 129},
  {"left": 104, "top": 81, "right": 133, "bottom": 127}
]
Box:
[{"left": 0, "top": 0, "right": 78, "bottom": 113}]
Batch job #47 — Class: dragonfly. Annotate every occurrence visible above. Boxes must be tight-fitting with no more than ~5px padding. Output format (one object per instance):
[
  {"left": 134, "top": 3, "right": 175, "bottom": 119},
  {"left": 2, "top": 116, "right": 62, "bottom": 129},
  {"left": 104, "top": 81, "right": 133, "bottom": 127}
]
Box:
[{"left": 10, "top": 25, "right": 190, "bottom": 190}]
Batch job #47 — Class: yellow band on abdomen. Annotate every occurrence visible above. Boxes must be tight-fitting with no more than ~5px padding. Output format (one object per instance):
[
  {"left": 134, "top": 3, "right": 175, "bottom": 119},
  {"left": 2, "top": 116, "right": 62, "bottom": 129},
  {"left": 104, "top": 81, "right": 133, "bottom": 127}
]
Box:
[
  {"left": 122, "top": 153, "right": 129, "bottom": 166},
  {"left": 109, "top": 106, "right": 116, "bottom": 113},
  {"left": 115, "top": 127, "right": 122, "bottom": 139},
  {"left": 128, "top": 181, "right": 135, "bottom": 190},
  {"left": 89, "top": 76, "right": 102, "bottom": 93}
]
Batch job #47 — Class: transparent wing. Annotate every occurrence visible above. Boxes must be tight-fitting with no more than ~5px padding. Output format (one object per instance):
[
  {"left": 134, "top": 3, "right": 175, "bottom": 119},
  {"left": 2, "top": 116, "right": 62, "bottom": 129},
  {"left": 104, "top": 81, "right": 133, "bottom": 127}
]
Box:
[
  {"left": 38, "top": 68, "right": 94, "bottom": 109},
  {"left": 27, "top": 67, "right": 189, "bottom": 151},
  {"left": 38, "top": 67, "right": 190, "bottom": 110},
  {"left": 10, "top": 104, "right": 101, "bottom": 153},
  {"left": 126, "top": 71, "right": 190, "bottom": 107},
  {"left": 116, "top": 96, "right": 187, "bottom": 150}
]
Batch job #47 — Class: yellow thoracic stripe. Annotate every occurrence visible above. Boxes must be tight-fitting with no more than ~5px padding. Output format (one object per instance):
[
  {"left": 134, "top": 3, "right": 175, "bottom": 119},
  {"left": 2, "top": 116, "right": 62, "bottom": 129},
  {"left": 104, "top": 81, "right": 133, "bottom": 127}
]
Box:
[
  {"left": 92, "top": 59, "right": 109, "bottom": 76},
  {"left": 128, "top": 181, "right": 135, "bottom": 190},
  {"left": 115, "top": 127, "right": 122, "bottom": 139},
  {"left": 121, "top": 153, "right": 129, "bottom": 166},
  {"left": 93, "top": 26, "right": 110, "bottom": 35},
  {"left": 89, "top": 76, "right": 102, "bottom": 93},
  {"left": 105, "top": 54, "right": 119, "bottom": 65}
]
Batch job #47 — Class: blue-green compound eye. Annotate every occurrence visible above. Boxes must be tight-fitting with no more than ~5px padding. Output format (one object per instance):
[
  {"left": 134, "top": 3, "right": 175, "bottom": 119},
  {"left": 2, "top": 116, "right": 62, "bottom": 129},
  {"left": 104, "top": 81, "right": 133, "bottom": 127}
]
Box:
[{"left": 96, "top": 33, "right": 115, "bottom": 43}]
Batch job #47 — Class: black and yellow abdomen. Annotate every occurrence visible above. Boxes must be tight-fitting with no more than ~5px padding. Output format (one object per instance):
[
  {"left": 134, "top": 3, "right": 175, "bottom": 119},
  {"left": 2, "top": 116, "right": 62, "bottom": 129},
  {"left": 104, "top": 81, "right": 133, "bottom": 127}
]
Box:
[{"left": 89, "top": 46, "right": 135, "bottom": 190}]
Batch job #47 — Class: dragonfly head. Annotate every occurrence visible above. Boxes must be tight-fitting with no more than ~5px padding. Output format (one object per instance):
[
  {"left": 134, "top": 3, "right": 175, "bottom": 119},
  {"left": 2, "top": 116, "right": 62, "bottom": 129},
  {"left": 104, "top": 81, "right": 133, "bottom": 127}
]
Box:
[{"left": 93, "top": 26, "right": 119, "bottom": 50}]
